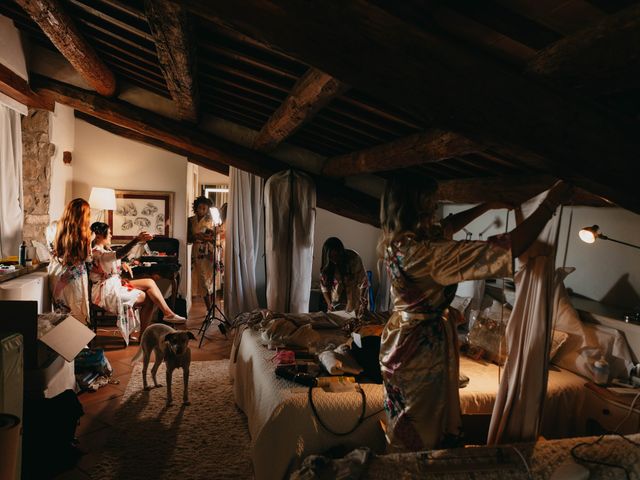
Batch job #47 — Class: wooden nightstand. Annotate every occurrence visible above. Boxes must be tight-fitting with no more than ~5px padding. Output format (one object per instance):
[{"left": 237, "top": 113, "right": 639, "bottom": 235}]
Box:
[{"left": 582, "top": 382, "right": 640, "bottom": 435}]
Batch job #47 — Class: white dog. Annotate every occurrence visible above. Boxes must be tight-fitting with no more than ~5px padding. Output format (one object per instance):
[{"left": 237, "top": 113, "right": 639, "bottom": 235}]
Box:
[{"left": 132, "top": 323, "right": 195, "bottom": 406}]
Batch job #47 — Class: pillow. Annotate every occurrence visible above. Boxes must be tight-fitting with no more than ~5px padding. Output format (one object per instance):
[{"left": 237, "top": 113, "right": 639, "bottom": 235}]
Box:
[{"left": 549, "top": 330, "right": 569, "bottom": 360}]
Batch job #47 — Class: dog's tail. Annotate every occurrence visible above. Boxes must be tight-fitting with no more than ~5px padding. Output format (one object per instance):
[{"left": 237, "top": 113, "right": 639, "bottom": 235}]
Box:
[{"left": 131, "top": 344, "right": 143, "bottom": 364}]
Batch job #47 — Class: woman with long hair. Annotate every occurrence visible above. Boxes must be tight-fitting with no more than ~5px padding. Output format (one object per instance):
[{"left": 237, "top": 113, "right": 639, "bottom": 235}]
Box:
[
  {"left": 319, "top": 237, "right": 368, "bottom": 316},
  {"left": 378, "top": 174, "right": 573, "bottom": 452},
  {"left": 187, "top": 196, "right": 215, "bottom": 309},
  {"left": 90, "top": 222, "right": 186, "bottom": 341},
  {"left": 48, "top": 198, "right": 93, "bottom": 323}
]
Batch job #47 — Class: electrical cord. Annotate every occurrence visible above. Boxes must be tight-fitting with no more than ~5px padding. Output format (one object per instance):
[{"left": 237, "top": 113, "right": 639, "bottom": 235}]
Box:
[
  {"left": 570, "top": 391, "right": 640, "bottom": 479},
  {"left": 510, "top": 446, "right": 533, "bottom": 480},
  {"left": 308, "top": 383, "right": 367, "bottom": 436}
]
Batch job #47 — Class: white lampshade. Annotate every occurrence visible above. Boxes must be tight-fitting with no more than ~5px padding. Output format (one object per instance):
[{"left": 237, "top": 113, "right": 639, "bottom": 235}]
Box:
[
  {"left": 89, "top": 187, "right": 116, "bottom": 211},
  {"left": 210, "top": 207, "right": 222, "bottom": 226}
]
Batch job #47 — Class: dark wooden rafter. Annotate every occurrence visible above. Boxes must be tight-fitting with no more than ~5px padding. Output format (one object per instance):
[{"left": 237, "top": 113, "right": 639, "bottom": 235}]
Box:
[
  {"left": 183, "top": 1, "right": 640, "bottom": 214},
  {"left": 435, "top": 175, "right": 613, "bottom": 207},
  {"left": 15, "top": 0, "right": 116, "bottom": 96},
  {"left": 36, "top": 77, "right": 379, "bottom": 226},
  {"left": 144, "top": 0, "right": 199, "bottom": 122},
  {"left": 0, "top": 63, "right": 53, "bottom": 111},
  {"left": 526, "top": 3, "right": 640, "bottom": 96},
  {"left": 252, "top": 68, "right": 348, "bottom": 151},
  {"left": 322, "top": 130, "right": 483, "bottom": 176},
  {"left": 75, "top": 111, "right": 229, "bottom": 175}
]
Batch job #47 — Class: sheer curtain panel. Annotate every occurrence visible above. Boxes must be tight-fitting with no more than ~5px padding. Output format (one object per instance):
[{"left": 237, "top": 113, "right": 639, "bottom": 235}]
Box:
[{"left": 0, "top": 105, "right": 23, "bottom": 258}]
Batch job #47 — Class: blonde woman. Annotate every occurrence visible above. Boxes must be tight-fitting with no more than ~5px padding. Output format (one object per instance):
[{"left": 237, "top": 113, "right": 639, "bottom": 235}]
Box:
[
  {"left": 378, "top": 175, "right": 573, "bottom": 452},
  {"left": 48, "top": 198, "right": 92, "bottom": 323}
]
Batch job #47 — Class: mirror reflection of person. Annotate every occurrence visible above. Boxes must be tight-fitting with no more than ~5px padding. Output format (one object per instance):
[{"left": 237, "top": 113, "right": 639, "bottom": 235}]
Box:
[
  {"left": 319, "top": 237, "right": 368, "bottom": 316},
  {"left": 187, "top": 196, "right": 214, "bottom": 309},
  {"left": 90, "top": 222, "right": 186, "bottom": 340},
  {"left": 378, "top": 174, "right": 574, "bottom": 453}
]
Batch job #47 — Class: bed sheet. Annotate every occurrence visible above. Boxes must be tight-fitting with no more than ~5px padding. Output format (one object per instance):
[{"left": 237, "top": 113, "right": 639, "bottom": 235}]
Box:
[{"left": 231, "top": 327, "right": 588, "bottom": 480}]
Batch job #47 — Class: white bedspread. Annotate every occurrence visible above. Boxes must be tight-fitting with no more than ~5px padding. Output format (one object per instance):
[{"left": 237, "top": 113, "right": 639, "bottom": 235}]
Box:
[{"left": 231, "top": 329, "right": 588, "bottom": 480}]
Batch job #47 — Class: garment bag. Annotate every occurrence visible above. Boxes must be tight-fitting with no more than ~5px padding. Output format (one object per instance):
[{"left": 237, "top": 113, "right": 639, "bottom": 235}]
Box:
[
  {"left": 265, "top": 170, "right": 316, "bottom": 313},
  {"left": 487, "top": 192, "right": 560, "bottom": 444}
]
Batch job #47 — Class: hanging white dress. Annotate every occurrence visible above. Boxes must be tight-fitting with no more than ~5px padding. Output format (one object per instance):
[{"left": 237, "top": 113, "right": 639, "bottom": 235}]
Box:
[{"left": 265, "top": 170, "right": 316, "bottom": 313}]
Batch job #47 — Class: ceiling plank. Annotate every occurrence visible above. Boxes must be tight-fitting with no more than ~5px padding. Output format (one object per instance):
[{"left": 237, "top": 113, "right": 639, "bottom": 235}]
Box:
[
  {"left": 435, "top": 175, "right": 613, "bottom": 207},
  {"left": 322, "top": 130, "right": 483, "bottom": 176},
  {"left": 184, "top": 1, "right": 640, "bottom": 214},
  {"left": 144, "top": 0, "right": 199, "bottom": 122},
  {"left": 36, "top": 76, "right": 379, "bottom": 226},
  {"left": 253, "top": 67, "right": 348, "bottom": 152},
  {"left": 526, "top": 3, "right": 640, "bottom": 96},
  {"left": 75, "top": 111, "right": 229, "bottom": 175},
  {"left": 15, "top": 0, "right": 116, "bottom": 96},
  {"left": 0, "top": 63, "right": 53, "bottom": 111}
]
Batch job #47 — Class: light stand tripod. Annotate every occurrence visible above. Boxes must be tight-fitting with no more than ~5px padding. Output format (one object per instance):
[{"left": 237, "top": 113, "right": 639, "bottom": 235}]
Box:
[{"left": 197, "top": 209, "right": 231, "bottom": 348}]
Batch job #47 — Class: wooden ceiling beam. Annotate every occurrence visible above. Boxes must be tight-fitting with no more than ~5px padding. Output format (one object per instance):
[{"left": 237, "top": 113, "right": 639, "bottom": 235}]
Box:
[
  {"left": 253, "top": 68, "right": 348, "bottom": 152},
  {"left": 144, "top": 0, "right": 199, "bottom": 122},
  {"left": 526, "top": 3, "right": 640, "bottom": 96},
  {"left": 15, "top": 0, "right": 116, "bottom": 96},
  {"left": 36, "top": 76, "right": 380, "bottom": 226},
  {"left": 0, "top": 63, "right": 53, "bottom": 111},
  {"left": 435, "top": 175, "right": 613, "bottom": 207},
  {"left": 322, "top": 129, "right": 483, "bottom": 177},
  {"left": 185, "top": 1, "right": 640, "bottom": 214}
]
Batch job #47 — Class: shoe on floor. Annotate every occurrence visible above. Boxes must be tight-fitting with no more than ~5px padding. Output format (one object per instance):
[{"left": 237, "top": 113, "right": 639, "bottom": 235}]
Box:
[{"left": 164, "top": 313, "right": 187, "bottom": 324}]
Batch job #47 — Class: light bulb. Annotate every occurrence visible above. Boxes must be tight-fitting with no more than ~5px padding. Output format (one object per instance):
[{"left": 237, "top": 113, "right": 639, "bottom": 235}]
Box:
[{"left": 578, "top": 225, "right": 599, "bottom": 244}]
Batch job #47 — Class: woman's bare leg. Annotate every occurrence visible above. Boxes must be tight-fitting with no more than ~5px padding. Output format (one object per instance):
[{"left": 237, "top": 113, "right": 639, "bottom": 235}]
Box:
[
  {"left": 129, "top": 278, "right": 175, "bottom": 316},
  {"left": 134, "top": 291, "right": 153, "bottom": 335}
]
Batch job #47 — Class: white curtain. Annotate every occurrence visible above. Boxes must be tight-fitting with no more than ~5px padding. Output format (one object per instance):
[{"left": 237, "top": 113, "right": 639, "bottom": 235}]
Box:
[
  {"left": 488, "top": 192, "right": 560, "bottom": 444},
  {"left": 0, "top": 104, "right": 23, "bottom": 258},
  {"left": 224, "top": 167, "right": 264, "bottom": 319},
  {"left": 265, "top": 170, "right": 316, "bottom": 313}
]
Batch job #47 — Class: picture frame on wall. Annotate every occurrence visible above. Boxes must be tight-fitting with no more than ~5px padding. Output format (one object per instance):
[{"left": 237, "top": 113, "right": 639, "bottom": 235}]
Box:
[{"left": 108, "top": 190, "right": 174, "bottom": 241}]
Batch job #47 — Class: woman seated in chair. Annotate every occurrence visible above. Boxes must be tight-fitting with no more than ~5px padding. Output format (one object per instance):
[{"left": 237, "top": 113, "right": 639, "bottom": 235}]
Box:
[{"left": 90, "top": 222, "right": 186, "bottom": 341}]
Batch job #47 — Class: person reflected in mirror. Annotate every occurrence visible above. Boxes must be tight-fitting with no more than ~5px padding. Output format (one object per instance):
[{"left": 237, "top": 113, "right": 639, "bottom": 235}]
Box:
[
  {"left": 187, "top": 196, "right": 215, "bottom": 310},
  {"left": 90, "top": 222, "right": 186, "bottom": 341},
  {"left": 319, "top": 237, "right": 369, "bottom": 316},
  {"left": 378, "top": 174, "right": 574, "bottom": 453}
]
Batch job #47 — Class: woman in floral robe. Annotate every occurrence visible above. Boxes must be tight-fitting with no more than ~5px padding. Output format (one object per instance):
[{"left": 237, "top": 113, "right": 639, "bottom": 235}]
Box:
[
  {"left": 379, "top": 175, "right": 573, "bottom": 452},
  {"left": 188, "top": 196, "right": 215, "bottom": 309},
  {"left": 48, "top": 199, "right": 92, "bottom": 323}
]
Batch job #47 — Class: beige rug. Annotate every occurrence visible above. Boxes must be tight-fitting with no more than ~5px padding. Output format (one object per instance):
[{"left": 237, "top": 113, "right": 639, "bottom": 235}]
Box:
[{"left": 92, "top": 360, "right": 253, "bottom": 480}]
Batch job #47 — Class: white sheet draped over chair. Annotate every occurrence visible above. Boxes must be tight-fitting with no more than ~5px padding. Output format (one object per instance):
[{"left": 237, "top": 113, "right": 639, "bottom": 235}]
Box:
[
  {"left": 224, "top": 167, "right": 264, "bottom": 318},
  {"left": 264, "top": 169, "right": 316, "bottom": 313},
  {"left": 488, "top": 193, "right": 560, "bottom": 444},
  {"left": 0, "top": 104, "right": 23, "bottom": 258}
]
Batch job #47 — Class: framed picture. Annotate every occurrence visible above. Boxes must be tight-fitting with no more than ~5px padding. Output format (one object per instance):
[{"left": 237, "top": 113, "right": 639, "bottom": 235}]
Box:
[{"left": 108, "top": 190, "right": 174, "bottom": 241}]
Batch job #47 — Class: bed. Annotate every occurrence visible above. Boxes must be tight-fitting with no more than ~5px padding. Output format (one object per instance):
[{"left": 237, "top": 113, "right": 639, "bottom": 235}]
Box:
[{"left": 229, "top": 318, "right": 589, "bottom": 480}]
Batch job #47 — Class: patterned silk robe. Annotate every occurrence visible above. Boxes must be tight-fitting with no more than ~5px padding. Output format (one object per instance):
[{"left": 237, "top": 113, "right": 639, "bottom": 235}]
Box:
[{"left": 380, "top": 231, "right": 513, "bottom": 452}]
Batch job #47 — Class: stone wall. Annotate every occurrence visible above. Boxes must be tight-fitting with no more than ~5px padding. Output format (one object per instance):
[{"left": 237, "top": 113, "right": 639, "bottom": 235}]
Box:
[{"left": 22, "top": 109, "right": 54, "bottom": 246}]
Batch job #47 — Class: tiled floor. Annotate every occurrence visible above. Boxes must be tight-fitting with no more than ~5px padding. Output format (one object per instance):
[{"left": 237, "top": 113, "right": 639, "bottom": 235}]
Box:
[{"left": 54, "top": 299, "right": 232, "bottom": 479}]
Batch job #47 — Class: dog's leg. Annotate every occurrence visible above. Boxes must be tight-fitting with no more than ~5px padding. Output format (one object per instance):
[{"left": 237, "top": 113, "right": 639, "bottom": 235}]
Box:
[
  {"left": 142, "top": 347, "right": 151, "bottom": 391},
  {"left": 166, "top": 366, "right": 173, "bottom": 407},
  {"left": 182, "top": 366, "right": 190, "bottom": 406},
  {"left": 150, "top": 348, "right": 164, "bottom": 388}
]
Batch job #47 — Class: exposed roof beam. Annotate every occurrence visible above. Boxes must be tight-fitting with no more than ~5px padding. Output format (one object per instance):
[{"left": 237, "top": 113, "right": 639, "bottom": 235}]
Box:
[
  {"left": 322, "top": 129, "right": 482, "bottom": 177},
  {"left": 0, "top": 63, "right": 53, "bottom": 111},
  {"left": 526, "top": 3, "right": 640, "bottom": 96},
  {"left": 74, "top": 111, "right": 229, "bottom": 175},
  {"left": 15, "top": 0, "right": 116, "bottom": 96},
  {"left": 184, "top": 1, "right": 640, "bottom": 214},
  {"left": 253, "top": 67, "right": 348, "bottom": 152},
  {"left": 435, "top": 175, "right": 614, "bottom": 207},
  {"left": 35, "top": 76, "right": 379, "bottom": 226},
  {"left": 144, "top": 0, "right": 199, "bottom": 122}
]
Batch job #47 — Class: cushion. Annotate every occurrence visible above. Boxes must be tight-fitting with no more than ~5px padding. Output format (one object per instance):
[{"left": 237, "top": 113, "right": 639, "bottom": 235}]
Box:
[{"left": 549, "top": 330, "right": 569, "bottom": 360}]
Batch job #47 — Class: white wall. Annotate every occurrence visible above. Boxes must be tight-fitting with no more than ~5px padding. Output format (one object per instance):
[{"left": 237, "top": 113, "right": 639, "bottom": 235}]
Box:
[
  {"left": 48, "top": 103, "right": 75, "bottom": 221},
  {"left": 0, "top": 16, "right": 27, "bottom": 79},
  {"left": 313, "top": 208, "right": 381, "bottom": 291},
  {"left": 198, "top": 167, "right": 229, "bottom": 188},
  {"left": 72, "top": 119, "right": 189, "bottom": 296},
  {"left": 443, "top": 204, "right": 640, "bottom": 311}
]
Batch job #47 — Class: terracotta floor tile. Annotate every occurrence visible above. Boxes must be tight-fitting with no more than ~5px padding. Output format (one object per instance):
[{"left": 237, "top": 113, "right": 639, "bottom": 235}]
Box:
[
  {"left": 78, "top": 384, "right": 123, "bottom": 406},
  {"left": 75, "top": 412, "right": 110, "bottom": 437},
  {"left": 81, "top": 397, "right": 122, "bottom": 426}
]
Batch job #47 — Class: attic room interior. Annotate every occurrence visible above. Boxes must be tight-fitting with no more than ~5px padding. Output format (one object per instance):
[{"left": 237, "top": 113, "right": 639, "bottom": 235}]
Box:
[{"left": 1, "top": 0, "right": 640, "bottom": 479}]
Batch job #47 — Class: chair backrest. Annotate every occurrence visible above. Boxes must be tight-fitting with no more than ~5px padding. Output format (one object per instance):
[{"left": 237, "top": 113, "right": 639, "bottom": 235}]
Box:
[{"left": 147, "top": 237, "right": 179, "bottom": 257}]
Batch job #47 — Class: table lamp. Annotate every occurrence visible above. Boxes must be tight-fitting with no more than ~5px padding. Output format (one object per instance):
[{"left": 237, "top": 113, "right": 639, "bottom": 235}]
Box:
[
  {"left": 578, "top": 225, "right": 640, "bottom": 250},
  {"left": 89, "top": 187, "right": 116, "bottom": 222}
]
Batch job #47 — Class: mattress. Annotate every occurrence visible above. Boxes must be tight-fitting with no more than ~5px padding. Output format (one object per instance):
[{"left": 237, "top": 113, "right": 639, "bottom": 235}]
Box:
[{"left": 231, "top": 326, "right": 588, "bottom": 480}]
